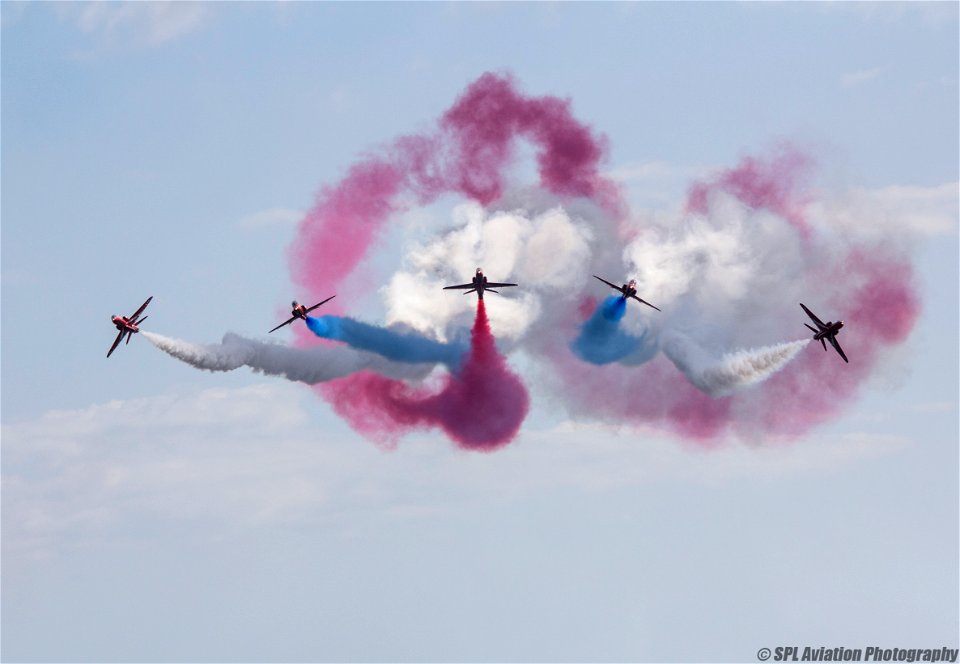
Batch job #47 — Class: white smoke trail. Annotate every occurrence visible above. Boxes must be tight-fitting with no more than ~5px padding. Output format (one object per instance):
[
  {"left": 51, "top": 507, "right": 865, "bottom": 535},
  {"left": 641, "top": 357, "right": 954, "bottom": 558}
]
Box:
[
  {"left": 142, "top": 331, "right": 433, "bottom": 384},
  {"left": 661, "top": 331, "right": 810, "bottom": 397}
]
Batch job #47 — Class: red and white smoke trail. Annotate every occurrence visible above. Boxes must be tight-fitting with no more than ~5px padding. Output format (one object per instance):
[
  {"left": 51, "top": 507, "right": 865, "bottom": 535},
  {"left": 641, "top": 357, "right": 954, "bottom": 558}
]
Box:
[{"left": 318, "top": 300, "right": 529, "bottom": 451}]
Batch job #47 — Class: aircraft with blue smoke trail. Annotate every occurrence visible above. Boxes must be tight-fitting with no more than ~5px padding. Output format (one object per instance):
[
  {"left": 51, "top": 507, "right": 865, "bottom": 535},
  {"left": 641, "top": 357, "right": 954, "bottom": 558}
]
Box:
[
  {"left": 593, "top": 275, "right": 660, "bottom": 312},
  {"left": 269, "top": 296, "right": 336, "bottom": 333},
  {"left": 443, "top": 267, "right": 516, "bottom": 301},
  {"left": 107, "top": 296, "right": 152, "bottom": 358},
  {"left": 800, "top": 302, "right": 847, "bottom": 363}
]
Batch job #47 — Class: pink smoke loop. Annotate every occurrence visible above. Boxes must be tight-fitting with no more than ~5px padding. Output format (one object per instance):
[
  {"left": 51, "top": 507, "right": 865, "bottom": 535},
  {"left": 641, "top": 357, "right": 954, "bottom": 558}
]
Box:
[{"left": 286, "top": 72, "right": 921, "bottom": 446}]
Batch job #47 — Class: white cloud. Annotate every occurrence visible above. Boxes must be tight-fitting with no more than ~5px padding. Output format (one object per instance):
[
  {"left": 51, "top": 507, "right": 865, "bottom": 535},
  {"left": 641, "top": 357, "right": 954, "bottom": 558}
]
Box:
[
  {"left": 606, "top": 161, "right": 707, "bottom": 184},
  {"left": 2, "top": 382, "right": 914, "bottom": 563},
  {"left": 811, "top": 1, "right": 959, "bottom": 28},
  {"left": 2, "top": 384, "right": 317, "bottom": 560},
  {"left": 60, "top": 1, "right": 209, "bottom": 47},
  {"left": 0, "top": 1, "right": 30, "bottom": 28},
  {"left": 604, "top": 161, "right": 711, "bottom": 208},
  {"left": 841, "top": 67, "right": 884, "bottom": 87},
  {"left": 911, "top": 401, "right": 957, "bottom": 414},
  {"left": 328, "top": 86, "right": 352, "bottom": 111},
  {"left": 239, "top": 207, "right": 304, "bottom": 229},
  {"left": 810, "top": 182, "right": 959, "bottom": 238}
]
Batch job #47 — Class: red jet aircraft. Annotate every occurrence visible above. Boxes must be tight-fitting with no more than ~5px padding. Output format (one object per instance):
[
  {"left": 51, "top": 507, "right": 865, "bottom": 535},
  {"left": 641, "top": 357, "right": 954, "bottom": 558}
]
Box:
[
  {"left": 443, "top": 268, "right": 516, "bottom": 301},
  {"left": 801, "top": 302, "right": 847, "bottom": 363},
  {"left": 269, "top": 296, "right": 336, "bottom": 333},
  {"left": 593, "top": 275, "right": 661, "bottom": 312},
  {"left": 108, "top": 296, "right": 152, "bottom": 358}
]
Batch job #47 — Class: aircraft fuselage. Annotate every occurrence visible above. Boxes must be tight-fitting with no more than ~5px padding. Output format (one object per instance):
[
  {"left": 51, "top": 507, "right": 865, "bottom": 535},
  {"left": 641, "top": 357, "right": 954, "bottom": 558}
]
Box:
[
  {"left": 617, "top": 282, "right": 638, "bottom": 299},
  {"left": 107, "top": 296, "right": 151, "bottom": 358},
  {"left": 290, "top": 302, "right": 309, "bottom": 319},
  {"left": 472, "top": 273, "right": 489, "bottom": 299},
  {"left": 111, "top": 315, "right": 139, "bottom": 335},
  {"left": 592, "top": 275, "right": 660, "bottom": 311},
  {"left": 813, "top": 321, "right": 843, "bottom": 341},
  {"left": 800, "top": 303, "right": 848, "bottom": 363},
  {"left": 442, "top": 268, "right": 516, "bottom": 301}
]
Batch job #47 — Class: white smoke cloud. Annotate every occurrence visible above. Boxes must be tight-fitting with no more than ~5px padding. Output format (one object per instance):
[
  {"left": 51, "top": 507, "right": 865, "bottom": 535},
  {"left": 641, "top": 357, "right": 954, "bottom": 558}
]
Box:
[
  {"left": 809, "top": 182, "right": 959, "bottom": 238},
  {"left": 384, "top": 202, "right": 593, "bottom": 341},
  {"left": 662, "top": 332, "right": 810, "bottom": 397},
  {"left": 623, "top": 191, "right": 807, "bottom": 322},
  {"left": 142, "top": 331, "right": 432, "bottom": 383},
  {"left": 377, "top": 188, "right": 818, "bottom": 398}
]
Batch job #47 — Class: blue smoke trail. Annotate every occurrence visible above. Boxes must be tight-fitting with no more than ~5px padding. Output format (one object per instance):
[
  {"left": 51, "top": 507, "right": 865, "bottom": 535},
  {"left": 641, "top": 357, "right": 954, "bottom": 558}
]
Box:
[
  {"left": 570, "top": 296, "right": 656, "bottom": 365},
  {"left": 307, "top": 315, "right": 467, "bottom": 369}
]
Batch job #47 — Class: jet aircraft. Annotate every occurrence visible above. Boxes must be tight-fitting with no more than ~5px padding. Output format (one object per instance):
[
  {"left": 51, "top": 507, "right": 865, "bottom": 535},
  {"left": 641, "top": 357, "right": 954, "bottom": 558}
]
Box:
[
  {"left": 593, "top": 275, "right": 661, "bottom": 311},
  {"left": 443, "top": 268, "right": 516, "bottom": 301},
  {"left": 108, "top": 296, "right": 152, "bottom": 358},
  {"left": 800, "top": 302, "right": 847, "bottom": 363},
  {"left": 269, "top": 296, "right": 336, "bottom": 333}
]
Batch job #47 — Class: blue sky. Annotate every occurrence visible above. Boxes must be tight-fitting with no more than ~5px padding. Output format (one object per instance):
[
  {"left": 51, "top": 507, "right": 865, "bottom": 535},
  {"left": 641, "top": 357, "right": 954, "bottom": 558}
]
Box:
[{"left": 2, "top": 3, "right": 957, "bottom": 662}]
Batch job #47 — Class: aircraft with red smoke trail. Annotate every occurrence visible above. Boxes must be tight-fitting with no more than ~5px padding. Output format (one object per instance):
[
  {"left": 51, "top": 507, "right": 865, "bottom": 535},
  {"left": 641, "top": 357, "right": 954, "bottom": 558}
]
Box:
[
  {"left": 800, "top": 302, "right": 847, "bottom": 363},
  {"left": 443, "top": 268, "right": 516, "bottom": 301},
  {"left": 107, "top": 296, "right": 152, "bottom": 358},
  {"left": 593, "top": 275, "right": 661, "bottom": 311},
  {"left": 269, "top": 296, "right": 336, "bottom": 333}
]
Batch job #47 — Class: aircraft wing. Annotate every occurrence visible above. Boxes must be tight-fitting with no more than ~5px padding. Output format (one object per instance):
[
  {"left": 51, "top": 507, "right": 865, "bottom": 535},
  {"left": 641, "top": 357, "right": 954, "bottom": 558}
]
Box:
[
  {"left": 443, "top": 283, "right": 475, "bottom": 290},
  {"left": 269, "top": 316, "right": 297, "bottom": 333},
  {"left": 829, "top": 336, "right": 849, "bottom": 363},
  {"left": 593, "top": 275, "right": 621, "bottom": 291},
  {"left": 107, "top": 331, "right": 125, "bottom": 358},
  {"left": 304, "top": 295, "right": 336, "bottom": 314},
  {"left": 129, "top": 296, "right": 153, "bottom": 322},
  {"left": 484, "top": 282, "right": 516, "bottom": 288},
  {"left": 630, "top": 294, "right": 661, "bottom": 312},
  {"left": 799, "top": 303, "right": 826, "bottom": 330}
]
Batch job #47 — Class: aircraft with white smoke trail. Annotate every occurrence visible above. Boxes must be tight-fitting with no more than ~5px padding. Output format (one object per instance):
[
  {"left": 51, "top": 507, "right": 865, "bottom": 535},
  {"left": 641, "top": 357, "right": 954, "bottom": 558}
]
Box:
[
  {"left": 593, "top": 275, "right": 661, "bottom": 312},
  {"left": 800, "top": 302, "right": 847, "bottom": 363},
  {"left": 107, "top": 296, "right": 152, "bottom": 358},
  {"left": 269, "top": 296, "right": 336, "bottom": 333},
  {"left": 443, "top": 267, "right": 516, "bottom": 301}
]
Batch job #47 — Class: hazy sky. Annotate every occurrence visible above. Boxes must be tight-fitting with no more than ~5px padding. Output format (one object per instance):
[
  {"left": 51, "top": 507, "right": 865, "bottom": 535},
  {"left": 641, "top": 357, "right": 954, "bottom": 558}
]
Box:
[{"left": 2, "top": 2, "right": 957, "bottom": 662}]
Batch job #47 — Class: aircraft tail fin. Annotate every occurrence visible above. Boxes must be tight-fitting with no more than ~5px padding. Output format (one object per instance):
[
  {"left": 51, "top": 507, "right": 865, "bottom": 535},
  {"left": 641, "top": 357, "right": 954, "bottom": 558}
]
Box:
[
  {"left": 820, "top": 338, "right": 827, "bottom": 351},
  {"left": 804, "top": 323, "right": 817, "bottom": 334}
]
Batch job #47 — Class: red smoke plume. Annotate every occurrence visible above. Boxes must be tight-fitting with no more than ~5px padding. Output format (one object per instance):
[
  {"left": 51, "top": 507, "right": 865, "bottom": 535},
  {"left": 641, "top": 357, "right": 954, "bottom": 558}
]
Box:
[{"left": 320, "top": 301, "right": 529, "bottom": 450}]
